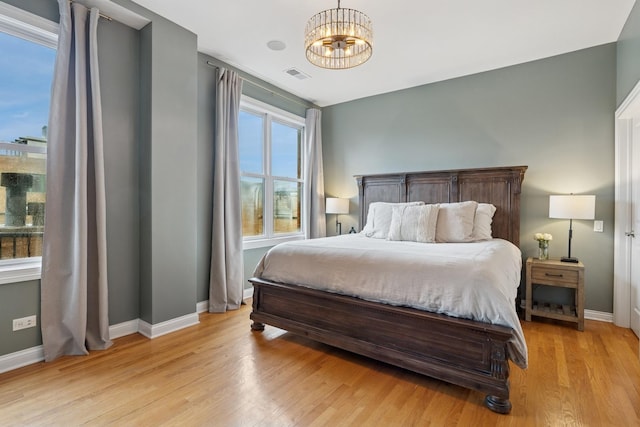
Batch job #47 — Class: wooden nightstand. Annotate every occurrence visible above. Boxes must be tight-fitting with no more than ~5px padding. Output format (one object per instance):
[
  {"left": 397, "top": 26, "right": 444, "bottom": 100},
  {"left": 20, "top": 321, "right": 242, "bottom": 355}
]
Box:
[{"left": 525, "top": 257, "right": 585, "bottom": 331}]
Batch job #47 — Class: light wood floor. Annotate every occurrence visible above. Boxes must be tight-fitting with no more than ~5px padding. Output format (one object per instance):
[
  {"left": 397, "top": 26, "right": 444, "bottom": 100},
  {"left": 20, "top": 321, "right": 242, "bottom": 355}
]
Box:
[{"left": 1, "top": 303, "right": 638, "bottom": 426}]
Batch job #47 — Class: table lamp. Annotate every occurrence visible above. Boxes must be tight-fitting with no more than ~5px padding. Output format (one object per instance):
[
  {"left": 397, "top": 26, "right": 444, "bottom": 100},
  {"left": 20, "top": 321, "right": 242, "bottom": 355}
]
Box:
[
  {"left": 549, "top": 194, "right": 595, "bottom": 263},
  {"left": 326, "top": 197, "right": 349, "bottom": 235}
]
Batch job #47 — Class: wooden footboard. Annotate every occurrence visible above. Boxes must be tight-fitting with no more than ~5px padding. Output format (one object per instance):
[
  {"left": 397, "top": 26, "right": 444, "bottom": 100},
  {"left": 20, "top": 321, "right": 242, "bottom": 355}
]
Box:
[{"left": 249, "top": 277, "right": 514, "bottom": 414}]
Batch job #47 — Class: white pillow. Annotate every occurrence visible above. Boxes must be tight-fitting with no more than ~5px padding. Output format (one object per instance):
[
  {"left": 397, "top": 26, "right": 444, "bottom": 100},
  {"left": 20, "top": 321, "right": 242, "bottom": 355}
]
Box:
[
  {"left": 361, "top": 201, "right": 424, "bottom": 239},
  {"left": 388, "top": 204, "right": 439, "bottom": 242},
  {"left": 471, "top": 203, "right": 497, "bottom": 241},
  {"left": 435, "top": 201, "right": 478, "bottom": 243}
]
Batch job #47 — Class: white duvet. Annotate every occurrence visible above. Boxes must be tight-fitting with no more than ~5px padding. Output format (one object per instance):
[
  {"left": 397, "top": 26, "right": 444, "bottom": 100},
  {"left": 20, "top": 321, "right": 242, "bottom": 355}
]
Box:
[{"left": 253, "top": 234, "right": 528, "bottom": 369}]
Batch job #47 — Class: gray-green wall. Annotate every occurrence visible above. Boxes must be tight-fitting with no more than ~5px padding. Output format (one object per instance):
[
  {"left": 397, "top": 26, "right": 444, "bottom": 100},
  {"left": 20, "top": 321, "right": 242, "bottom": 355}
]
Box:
[
  {"left": 323, "top": 44, "right": 616, "bottom": 313},
  {"left": 137, "top": 13, "right": 198, "bottom": 325},
  {"left": 618, "top": 1, "right": 640, "bottom": 105},
  {"left": 99, "top": 18, "right": 140, "bottom": 325},
  {"left": 1, "top": 0, "right": 56, "bottom": 21}
]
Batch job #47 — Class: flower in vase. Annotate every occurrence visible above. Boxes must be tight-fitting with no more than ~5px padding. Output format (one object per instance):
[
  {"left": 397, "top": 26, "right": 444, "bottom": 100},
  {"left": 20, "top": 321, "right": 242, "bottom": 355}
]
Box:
[
  {"left": 534, "top": 233, "right": 553, "bottom": 243},
  {"left": 534, "top": 232, "right": 552, "bottom": 260}
]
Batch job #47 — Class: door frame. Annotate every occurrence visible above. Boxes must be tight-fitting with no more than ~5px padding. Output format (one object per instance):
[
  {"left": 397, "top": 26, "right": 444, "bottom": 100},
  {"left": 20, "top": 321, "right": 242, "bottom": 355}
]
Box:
[{"left": 614, "top": 79, "right": 640, "bottom": 327}]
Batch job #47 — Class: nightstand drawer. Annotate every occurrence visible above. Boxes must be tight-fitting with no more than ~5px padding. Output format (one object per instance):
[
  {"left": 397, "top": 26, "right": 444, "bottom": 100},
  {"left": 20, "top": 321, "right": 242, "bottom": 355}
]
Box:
[{"left": 531, "top": 267, "right": 579, "bottom": 286}]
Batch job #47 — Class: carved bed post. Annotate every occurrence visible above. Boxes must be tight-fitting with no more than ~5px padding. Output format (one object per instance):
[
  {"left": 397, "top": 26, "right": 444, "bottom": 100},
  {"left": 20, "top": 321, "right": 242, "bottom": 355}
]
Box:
[
  {"left": 251, "top": 284, "right": 265, "bottom": 331},
  {"left": 485, "top": 341, "right": 511, "bottom": 414},
  {"left": 400, "top": 175, "right": 407, "bottom": 202},
  {"left": 450, "top": 173, "right": 459, "bottom": 202},
  {"left": 509, "top": 168, "right": 525, "bottom": 247}
]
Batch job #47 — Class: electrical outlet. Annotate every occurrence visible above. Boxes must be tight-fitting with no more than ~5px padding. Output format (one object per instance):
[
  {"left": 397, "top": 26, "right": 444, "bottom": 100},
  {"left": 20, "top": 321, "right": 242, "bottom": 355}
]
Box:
[
  {"left": 594, "top": 220, "right": 604, "bottom": 233},
  {"left": 13, "top": 315, "right": 37, "bottom": 331}
]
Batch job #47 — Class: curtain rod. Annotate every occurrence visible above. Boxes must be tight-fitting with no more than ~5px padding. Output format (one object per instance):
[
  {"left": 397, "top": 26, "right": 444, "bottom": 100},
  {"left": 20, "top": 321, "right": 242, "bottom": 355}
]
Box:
[
  {"left": 69, "top": 1, "right": 113, "bottom": 21},
  {"left": 206, "top": 60, "right": 312, "bottom": 109}
]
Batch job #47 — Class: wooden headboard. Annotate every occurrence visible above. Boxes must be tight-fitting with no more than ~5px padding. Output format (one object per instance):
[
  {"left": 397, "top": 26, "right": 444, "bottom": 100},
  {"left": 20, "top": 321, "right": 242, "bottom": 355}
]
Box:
[{"left": 355, "top": 166, "right": 527, "bottom": 246}]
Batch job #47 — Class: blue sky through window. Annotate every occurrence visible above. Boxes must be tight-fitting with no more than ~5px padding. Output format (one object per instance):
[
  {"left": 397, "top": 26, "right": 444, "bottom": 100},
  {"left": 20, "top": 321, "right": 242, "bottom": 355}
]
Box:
[
  {"left": 239, "top": 110, "right": 263, "bottom": 174},
  {"left": 271, "top": 121, "right": 300, "bottom": 178},
  {"left": 239, "top": 110, "right": 300, "bottom": 178},
  {"left": 0, "top": 30, "right": 55, "bottom": 142}
]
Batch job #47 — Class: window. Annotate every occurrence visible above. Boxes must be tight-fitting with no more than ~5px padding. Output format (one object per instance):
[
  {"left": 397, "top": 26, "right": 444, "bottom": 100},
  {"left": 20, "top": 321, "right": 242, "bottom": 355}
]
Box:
[
  {"left": 0, "top": 5, "right": 57, "bottom": 281},
  {"left": 239, "top": 97, "right": 305, "bottom": 249}
]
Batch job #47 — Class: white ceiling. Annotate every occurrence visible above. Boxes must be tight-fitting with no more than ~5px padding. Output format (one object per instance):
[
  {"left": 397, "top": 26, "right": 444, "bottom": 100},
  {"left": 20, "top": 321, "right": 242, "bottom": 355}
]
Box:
[{"left": 129, "top": 0, "right": 636, "bottom": 107}]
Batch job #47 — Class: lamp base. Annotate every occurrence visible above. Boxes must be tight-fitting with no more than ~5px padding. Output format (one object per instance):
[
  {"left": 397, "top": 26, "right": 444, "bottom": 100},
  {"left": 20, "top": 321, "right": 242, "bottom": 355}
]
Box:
[{"left": 561, "top": 256, "right": 579, "bottom": 263}]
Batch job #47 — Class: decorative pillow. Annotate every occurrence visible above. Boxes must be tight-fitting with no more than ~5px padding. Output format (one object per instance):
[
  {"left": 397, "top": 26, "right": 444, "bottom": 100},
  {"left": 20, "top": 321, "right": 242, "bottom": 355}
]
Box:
[
  {"left": 471, "top": 203, "right": 497, "bottom": 241},
  {"left": 388, "top": 204, "right": 439, "bottom": 242},
  {"left": 435, "top": 201, "right": 478, "bottom": 243},
  {"left": 361, "top": 201, "right": 424, "bottom": 239}
]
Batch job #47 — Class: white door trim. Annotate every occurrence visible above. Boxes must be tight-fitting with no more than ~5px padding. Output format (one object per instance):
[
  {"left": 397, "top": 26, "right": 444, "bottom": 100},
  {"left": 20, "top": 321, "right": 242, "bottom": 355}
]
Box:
[{"left": 614, "top": 80, "right": 640, "bottom": 327}]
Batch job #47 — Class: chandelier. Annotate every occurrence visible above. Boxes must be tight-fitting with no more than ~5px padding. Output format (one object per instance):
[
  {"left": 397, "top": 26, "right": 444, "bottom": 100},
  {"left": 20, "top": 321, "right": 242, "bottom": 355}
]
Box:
[{"left": 304, "top": 0, "right": 373, "bottom": 70}]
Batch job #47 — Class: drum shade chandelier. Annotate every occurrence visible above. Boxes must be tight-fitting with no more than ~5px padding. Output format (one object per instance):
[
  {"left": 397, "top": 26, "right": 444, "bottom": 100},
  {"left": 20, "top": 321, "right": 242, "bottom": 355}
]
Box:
[{"left": 305, "top": 0, "right": 373, "bottom": 70}]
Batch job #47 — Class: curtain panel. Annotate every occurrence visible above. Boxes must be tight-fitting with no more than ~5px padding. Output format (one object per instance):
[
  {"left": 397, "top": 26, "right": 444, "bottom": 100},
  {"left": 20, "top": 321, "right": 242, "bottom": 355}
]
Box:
[
  {"left": 209, "top": 68, "right": 244, "bottom": 312},
  {"left": 41, "top": 0, "right": 111, "bottom": 362},
  {"left": 304, "top": 108, "right": 326, "bottom": 239}
]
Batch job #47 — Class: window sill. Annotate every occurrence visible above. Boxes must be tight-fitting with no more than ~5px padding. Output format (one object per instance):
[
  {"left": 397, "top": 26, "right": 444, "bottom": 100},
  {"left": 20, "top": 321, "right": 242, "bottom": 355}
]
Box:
[
  {"left": 0, "top": 258, "right": 42, "bottom": 285},
  {"left": 243, "top": 235, "right": 304, "bottom": 250}
]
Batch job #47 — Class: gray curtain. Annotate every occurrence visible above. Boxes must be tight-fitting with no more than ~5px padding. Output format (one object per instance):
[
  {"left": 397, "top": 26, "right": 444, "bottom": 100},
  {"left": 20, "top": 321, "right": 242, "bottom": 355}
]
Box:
[
  {"left": 304, "top": 108, "right": 326, "bottom": 238},
  {"left": 41, "top": 0, "right": 111, "bottom": 362},
  {"left": 209, "top": 68, "right": 244, "bottom": 312}
]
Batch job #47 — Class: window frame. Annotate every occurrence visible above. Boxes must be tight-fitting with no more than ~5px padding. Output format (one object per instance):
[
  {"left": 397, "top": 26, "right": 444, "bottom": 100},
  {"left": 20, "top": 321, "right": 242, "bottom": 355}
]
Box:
[
  {"left": 0, "top": 3, "right": 58, "bottom": 284},
  {"left": 240, "top": 96, "right": 306, "bottom": 250}
]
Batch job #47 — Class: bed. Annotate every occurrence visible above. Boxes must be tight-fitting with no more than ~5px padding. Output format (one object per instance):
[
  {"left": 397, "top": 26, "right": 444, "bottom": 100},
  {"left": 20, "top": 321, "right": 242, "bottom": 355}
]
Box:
[{"left": 249, "top": 165, "right": 527, "bottom": 414}]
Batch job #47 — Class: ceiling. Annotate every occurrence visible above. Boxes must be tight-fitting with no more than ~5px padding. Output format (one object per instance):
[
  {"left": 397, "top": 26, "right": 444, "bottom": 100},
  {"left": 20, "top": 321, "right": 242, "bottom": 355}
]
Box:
[{"left": 129, "top": 0, "right": 637, "bottom": 107}]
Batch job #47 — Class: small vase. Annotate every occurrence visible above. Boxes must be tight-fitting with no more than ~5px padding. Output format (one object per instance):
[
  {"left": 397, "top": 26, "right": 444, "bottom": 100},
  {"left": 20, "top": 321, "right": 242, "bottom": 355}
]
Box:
[{"left": 538, "top": 241, "right": 549, "bottom": 260}]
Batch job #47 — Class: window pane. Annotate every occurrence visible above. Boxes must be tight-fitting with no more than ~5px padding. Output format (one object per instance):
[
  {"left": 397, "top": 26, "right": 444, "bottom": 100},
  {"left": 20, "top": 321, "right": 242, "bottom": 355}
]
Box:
[
  {"left": 241, "top": 177, "right": 264, "bottom": 236},
  {"left": 271, "top": 121, "right": 301, "bottom": 178},
  {"left": 0, "top": 30, "right": 54, "bottom": 259},
  {"left": 273, "top": 180, "right": 301, "bottom": 234},
  {"left": 238, "top": 111, "right": 263, "bottom": 174}
]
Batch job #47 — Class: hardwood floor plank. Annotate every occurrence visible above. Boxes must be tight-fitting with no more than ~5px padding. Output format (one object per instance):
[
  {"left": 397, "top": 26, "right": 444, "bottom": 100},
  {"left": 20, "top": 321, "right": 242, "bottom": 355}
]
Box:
[{"left": 0, "top": 304, "right": 639, "bottom": 426}]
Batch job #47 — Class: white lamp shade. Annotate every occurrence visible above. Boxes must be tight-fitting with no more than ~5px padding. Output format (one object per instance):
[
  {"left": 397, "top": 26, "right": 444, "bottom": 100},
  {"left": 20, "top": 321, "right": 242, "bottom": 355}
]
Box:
[
  {"left": 326, "top": 197, "right": 349, "bottom": 215},
  {"left": 549, "top": 195, "right": 596, "bottom": 220}
]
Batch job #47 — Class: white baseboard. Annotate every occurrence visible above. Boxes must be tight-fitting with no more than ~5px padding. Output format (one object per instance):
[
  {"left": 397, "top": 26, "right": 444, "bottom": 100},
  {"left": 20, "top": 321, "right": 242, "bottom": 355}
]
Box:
[
  {"left": 137, "top": 312, "right": 199, "bottom": 339},
  {"left": 585, "top": 309, "right": 613, "bottom": 323},
  {"left": 195, "top": 288, "right": 254, "bottom": 314},
  {"left": 0, "top": 321, "right": 136, "bottom": 374},
  {"left": 0, "top": 311, "right": 200, "bottom": 374},
  {"left": 109, "top": 319, "right": 140, "bottom": 339},
  {"left": 0, "top": 345, "right": 44, "bottom": 374},
  {"left": 196, "top": 300, "right": 209, "bottom": 313}
]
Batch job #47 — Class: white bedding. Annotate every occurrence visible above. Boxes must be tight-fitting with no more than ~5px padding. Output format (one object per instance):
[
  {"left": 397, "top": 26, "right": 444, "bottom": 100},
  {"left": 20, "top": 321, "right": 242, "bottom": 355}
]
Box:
[{"left": 253, "top": 234, "right": 528, "bottom": 369}]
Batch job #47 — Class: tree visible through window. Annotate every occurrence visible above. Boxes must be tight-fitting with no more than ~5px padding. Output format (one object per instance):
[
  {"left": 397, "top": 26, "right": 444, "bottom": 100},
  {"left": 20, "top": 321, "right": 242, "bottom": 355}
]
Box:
[
  {"left": 239, "top": 98, "right": 305, "bottom": 246},
  {"left": 0, "top": 23, "right": 55, "bottom": 260}
]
